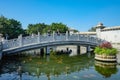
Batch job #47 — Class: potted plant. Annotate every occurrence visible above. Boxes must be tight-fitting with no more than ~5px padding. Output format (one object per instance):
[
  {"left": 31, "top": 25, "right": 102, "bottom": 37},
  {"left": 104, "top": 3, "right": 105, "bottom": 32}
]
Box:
[{"left": 94, "top": 41, "right": 118, "bottom": 62}]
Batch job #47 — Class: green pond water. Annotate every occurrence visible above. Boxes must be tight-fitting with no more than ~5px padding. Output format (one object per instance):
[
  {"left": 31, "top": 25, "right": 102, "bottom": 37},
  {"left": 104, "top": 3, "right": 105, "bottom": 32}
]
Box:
[{"left": 0, "top": 51, "right": 120, "bottom": 80}]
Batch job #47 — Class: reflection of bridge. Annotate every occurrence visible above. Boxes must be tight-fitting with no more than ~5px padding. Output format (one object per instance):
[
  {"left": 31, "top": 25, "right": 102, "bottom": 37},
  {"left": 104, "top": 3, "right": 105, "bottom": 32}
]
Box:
[{"left": 1, "top": 32, "right": 103, "bottom": 54}]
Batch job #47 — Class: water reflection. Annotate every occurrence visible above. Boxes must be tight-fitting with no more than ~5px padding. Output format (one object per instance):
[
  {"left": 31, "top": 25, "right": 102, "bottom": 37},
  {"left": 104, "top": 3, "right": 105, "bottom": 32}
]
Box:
[
  {"left": 1, "top": 51, "right": 120, "bottom": 80},
  {"left": 0, "top": 53, "right": 94, "bottom": 80},
  {"left": 21, "top": 54, "right": 94, "bottom": 78},
  {"left": 17, "top": 66, "right": 22, "bottom": 80},
  {"left": 95, "top": 60, "right": 118, "bottom": 78}
]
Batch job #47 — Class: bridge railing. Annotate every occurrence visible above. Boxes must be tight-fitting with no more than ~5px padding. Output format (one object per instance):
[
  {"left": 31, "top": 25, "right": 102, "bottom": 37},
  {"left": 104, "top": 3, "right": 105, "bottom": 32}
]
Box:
[
  {"left": 2, "top": 32, "right": 103, "bottom": 50},
  {"left": 22, "top": 35, "right": 38, "bottom": 46},
  {"left": 54, "top": 33, "right": 66, "bottom": 41},
  {"left": 2, "top": 38, "right": 19, "bottom": 49},
  {"left": 40, "top": 35, "right": 54, "bottom": 42}
]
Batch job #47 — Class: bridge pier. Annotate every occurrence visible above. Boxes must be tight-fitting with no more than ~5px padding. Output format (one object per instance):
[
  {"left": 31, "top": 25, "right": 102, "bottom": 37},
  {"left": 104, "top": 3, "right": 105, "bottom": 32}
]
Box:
[
  {"left": 46, "top": 47, "right": 50, "bottom": 55},
  {"left": 40, "top": 48, "right": 44, "bottom": 57},
  {"left": 46, "top": 46, "right": 56, "bottom": 55},
  {"left": 77, "top": 45, "right": 81, "bottom": 55},
  {"left": 86, "top": 45, "right": 91, "bottom": 53}
]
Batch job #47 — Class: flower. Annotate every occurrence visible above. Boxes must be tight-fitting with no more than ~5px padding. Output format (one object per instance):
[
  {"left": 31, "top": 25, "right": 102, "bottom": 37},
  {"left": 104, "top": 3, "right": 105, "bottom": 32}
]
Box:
[{"left": 99, "top": 41, "right": 112, "bottom": 49}]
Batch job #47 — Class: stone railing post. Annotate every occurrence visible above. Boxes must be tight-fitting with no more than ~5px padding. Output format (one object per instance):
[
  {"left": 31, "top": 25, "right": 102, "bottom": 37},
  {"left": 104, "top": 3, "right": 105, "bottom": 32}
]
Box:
[
  {"left": 18, "top": 34, "right": 22, "bottom": 47},
  {"left": 53, "top": 31, "right": 55, "bottom": 41},
  {"left": 66, "top": 31, "right": 68, "bottom": 40},
  {"left": 86, "top": 34, "right": 89, "bottom": 42},
  {"left": 78, "top": 33, "right": 80, "bottom": 41},
  {"left": 38, "top": 32, "right": 40, "bottom": 43},
  {"left": 31, "top": 33, "right": 34, "bottom": 38}
]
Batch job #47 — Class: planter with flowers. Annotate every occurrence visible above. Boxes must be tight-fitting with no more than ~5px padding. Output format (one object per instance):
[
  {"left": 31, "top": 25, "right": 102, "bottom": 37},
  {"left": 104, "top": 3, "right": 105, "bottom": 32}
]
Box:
[{"left": 94, "top": 42, "right": 118, "bottom": 62}]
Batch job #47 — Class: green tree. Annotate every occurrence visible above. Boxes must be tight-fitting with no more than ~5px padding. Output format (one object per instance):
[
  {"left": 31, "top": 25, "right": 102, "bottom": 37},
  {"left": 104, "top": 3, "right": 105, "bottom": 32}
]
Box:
[
  {"left": 88, "top": 27, "right": 96, "bottom": 32},
  {"left": 0, "top": 16, "right": 25, "bottom": 39},
  {"left": 27, "top": 22, "right": 69, "bottom": 34},
  {"left": 51, "top": 22, "right": 68, "bottom": 33},
  {"left": 27, "top": 23, "right": 48, "bottom": 34},
  {"left": 43, "top": 22, "right": 69, "bottom": 33}
]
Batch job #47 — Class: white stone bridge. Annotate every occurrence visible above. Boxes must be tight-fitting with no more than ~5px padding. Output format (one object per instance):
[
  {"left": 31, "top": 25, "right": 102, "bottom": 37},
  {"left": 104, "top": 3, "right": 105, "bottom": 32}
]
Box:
[{"left": 1, "top": 32, "right": 103, "bottom": 54}]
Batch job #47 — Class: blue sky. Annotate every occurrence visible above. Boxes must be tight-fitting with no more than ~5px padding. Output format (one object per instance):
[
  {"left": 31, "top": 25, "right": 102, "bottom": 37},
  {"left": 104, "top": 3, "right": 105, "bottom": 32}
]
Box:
[{"left": 0, "top": 0, "right": 120, "bottom": 31}]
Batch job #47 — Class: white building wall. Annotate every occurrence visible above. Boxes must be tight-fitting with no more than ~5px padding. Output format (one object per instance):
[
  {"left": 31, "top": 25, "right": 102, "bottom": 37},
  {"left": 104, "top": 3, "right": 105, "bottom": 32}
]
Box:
[
  {"left": 100, "top": 30, "right": 120, "bottom": 43},
  {"left": 96, "top": 28, "right": 101, "bottom": 38}
]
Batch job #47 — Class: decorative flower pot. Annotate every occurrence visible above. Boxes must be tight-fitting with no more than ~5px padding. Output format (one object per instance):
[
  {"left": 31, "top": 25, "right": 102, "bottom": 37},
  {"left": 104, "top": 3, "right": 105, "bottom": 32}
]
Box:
[{"left": 95, "top": 54, "right": 117, "bottom": 62}]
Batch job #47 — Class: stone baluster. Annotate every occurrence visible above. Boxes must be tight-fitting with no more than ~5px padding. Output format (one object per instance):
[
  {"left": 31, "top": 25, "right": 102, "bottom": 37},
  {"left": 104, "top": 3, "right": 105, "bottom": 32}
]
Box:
[
  {"left": 18, "top": 34, "right": 22, "bottom": 47},
  {"left": 78, "top": 33, "right": 80, "bottom": 41},
  {"left": 84, "top": 35, "right": 87, "bottom": 41},
  {"left": 82, "top": 35, "right": 84, "bottom": 41},
  {"left": 31, "top": 33, "right": 34, "bottom": 37},
  {"left": 87, "top": 35, "right": 89, "bottom": 42},
  {"left": 53, "top": 31, "right": 55, "bottom": 41},
  {"left": 38, "top": 32, "right": 40, "bottom": 43},
  {"left": 66, "top": 31, "right": 68, "bottom": 40}
]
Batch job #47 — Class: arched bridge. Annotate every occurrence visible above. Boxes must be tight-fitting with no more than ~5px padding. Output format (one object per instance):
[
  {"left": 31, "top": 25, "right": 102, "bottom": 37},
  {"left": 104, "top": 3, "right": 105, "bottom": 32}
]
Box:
[{"left": 1, "top": 32, "right": 103, "bottom": 54}]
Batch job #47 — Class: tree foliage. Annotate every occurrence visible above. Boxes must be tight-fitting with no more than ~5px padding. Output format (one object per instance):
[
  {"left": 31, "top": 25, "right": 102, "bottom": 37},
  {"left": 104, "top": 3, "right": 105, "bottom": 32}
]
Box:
[
  {"left": 0, "top": 16, "right": 77, "bottom": 39},
  {"left": 0, "top": 16, "right": 25, "bottom": 39},
  {"left": 27, "top": 23, "right": 48, "bottom": 34},
  {"left": 88, "top": 27, "right": 96, "bottom": 32},
  {"left": 27, "top": 22, "right": 69, "bottom": 34}
]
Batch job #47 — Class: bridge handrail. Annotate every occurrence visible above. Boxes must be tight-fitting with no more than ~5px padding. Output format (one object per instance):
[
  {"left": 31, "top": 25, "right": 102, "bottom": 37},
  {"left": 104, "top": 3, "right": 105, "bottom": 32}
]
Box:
[{"left": 2, "top": 32, "right": 103, "bottom": 50}]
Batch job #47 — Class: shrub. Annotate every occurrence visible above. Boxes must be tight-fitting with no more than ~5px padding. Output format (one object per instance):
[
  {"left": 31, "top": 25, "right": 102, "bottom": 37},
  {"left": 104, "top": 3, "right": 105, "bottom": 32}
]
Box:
[{"left": 94, "top": 42, "right": 118, "bottom": 55}]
